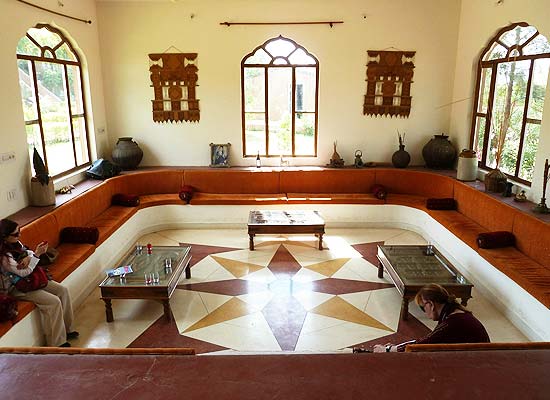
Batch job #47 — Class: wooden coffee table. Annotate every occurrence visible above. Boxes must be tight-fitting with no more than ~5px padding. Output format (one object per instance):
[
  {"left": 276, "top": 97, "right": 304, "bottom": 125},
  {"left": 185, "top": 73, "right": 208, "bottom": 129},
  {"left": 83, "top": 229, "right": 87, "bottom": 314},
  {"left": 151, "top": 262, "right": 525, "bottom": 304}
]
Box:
[
  {"left": 377, "top": 245, "right": 473, "bottom": 320},
  {"left": 99, "top": 245, "right": 191, "bottom": 322},
  {"left": 248, "top": 210, "right": 325, "bottom": 250}
]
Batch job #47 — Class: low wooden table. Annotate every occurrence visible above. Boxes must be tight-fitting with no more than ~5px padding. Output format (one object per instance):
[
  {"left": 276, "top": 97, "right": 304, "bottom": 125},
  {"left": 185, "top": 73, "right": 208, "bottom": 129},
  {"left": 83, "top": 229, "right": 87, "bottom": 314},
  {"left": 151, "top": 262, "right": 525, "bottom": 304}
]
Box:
[
  {"left": 377, "top": 245, "right": 473, "bottom": 320},
  {"left": 248, "top": 210, "right": 325, "bottom": 250},
  {"left": 99, "top": 245, "right": 191, "bottom": 322}
]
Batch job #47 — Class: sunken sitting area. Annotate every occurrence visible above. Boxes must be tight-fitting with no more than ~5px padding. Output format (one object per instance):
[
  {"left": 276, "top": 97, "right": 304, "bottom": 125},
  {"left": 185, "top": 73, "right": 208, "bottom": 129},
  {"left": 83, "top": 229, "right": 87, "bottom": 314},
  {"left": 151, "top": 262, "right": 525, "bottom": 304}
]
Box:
[
  {"left": 2, "top": 167, "right": 549, "bottom": 343},
  {"left": 3, "top": 0, "right": 550, "bottom": 398}
]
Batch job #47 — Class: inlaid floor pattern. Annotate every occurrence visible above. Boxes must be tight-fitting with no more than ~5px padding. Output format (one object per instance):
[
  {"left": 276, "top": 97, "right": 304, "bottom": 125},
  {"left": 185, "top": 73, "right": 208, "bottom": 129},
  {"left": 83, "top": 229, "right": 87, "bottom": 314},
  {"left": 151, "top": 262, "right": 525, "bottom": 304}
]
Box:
[{"left": 72, "top": 228, "right": 527, "bottom": 353}]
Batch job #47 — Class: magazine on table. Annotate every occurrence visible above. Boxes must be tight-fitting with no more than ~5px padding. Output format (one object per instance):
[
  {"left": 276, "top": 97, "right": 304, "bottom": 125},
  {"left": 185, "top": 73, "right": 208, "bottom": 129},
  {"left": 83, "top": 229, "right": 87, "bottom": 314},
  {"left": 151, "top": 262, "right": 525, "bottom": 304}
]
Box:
[
  {"left": 28, "top": 256, "right": 40, "bottom": 270},
  {"left": 105, "top": 265, "right": 133, "bottom": 277}
]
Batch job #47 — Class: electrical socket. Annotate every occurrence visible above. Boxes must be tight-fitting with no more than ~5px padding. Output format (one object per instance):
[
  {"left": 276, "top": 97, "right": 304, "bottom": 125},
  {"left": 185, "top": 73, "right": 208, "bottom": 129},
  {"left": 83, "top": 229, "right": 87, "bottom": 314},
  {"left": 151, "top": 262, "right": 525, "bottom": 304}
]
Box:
[
  {"left": 7, "top": 189, "right": 16, "bottom": 202},
  {"left": 0, "top": 151, "right": 16, "bottom": 164}
]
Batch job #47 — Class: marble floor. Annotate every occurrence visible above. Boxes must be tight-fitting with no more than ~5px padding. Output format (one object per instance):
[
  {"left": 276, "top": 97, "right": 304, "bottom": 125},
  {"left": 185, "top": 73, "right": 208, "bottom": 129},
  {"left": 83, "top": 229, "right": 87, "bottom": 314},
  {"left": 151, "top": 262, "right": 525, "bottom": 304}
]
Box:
[{"left": 70, "top": 228, "right": 527, "bottom": 353}]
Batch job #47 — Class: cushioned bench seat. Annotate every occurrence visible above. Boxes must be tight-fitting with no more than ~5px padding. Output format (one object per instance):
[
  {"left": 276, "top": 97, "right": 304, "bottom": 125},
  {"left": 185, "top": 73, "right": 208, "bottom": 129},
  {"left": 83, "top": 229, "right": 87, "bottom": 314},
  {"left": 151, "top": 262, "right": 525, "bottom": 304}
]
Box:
[
  {"left": 375, "top": 169, "right": 455, "bottom": 198},
  {"left": 48, "top": 243, "right": 96, "bottom": 282},
  {"left": 184, "top": 170, "right": 280, "bottom": 194},
  {"left": 479, "top": 247, "right": 550, "bottom": 307},
  {"left": 512, "top": 214, "right": 550, "bottom": 267},
  {"left": 110, "top": 170, "right": 184, "bottom": 195},
  {"left": 3, "top": 167, "right": 549, "bottom": 344},
  {"left": 385, "top": 194, "right": 427, "bottom": 208},
  {"left": 286, "top": 193, "right": 384, "bottom": 204},
  {"left": 139, "top": 194, "right": 181, "bottom": 208},
  {"left": 280, "top": 169, "right": 377, "bottom": 194},
  {"left": 433, "top": 212, "right": 486, "bottom": 248},
  {"left": 190, "top": 192, "right": 288, "bottom": 205},
  {"left": 86, "top": 206, "right": 136, "bottom": 245}
]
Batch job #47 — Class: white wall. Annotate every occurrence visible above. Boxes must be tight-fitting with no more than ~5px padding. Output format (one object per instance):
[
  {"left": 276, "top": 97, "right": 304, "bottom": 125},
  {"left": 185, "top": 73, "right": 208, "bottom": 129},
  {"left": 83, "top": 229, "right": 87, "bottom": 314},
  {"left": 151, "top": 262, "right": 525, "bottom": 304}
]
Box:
[
  {"left": 449, "top": 0, "right": 550, "bottom": 202},
  {"left": 96, "top": 0, "right": 461, "bottom": 168},
  {"left": 0, "top": 0, "right": 107, "bottom": 216},
  {"left": 4, "top": 0, "right": 548, "bottom": 216}
]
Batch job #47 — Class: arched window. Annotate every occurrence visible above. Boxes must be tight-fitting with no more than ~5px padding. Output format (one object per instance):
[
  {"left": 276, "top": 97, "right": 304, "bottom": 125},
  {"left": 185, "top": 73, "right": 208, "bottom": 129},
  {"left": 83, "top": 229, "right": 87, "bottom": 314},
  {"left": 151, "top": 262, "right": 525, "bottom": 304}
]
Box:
[
  {"left": 16, "top": 24, "right": 91, "bottom": 178},
  {"left": 241, "top": 36, "right": 319, "bottom": 157},
  {"left": 470, "top": 22, "right": 550, "bottom": 184}
]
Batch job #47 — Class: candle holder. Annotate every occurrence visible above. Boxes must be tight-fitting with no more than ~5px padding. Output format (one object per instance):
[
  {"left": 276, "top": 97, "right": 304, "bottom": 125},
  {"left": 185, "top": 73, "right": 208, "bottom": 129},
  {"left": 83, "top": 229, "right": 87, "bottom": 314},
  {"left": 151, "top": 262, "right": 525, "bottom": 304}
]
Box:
[{"left": 533, "top": 158, "right": 550, "bottom": 214}]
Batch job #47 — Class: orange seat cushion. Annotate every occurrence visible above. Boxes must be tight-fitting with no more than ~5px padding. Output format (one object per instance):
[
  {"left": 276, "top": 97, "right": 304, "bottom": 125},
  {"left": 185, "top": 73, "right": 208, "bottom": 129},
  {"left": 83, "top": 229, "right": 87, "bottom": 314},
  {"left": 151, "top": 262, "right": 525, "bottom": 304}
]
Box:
[
  {"left": 184, "top": 170, "right": 280, "bottom": 194},
  {"left": 138, "top": 194, "right": 182, "bottom": 208},
  {"left": 280, "top": 169, "right": 376, "bottom": 193},
  {"left": 286, "top": 193, "right": 383, "bottom": 204},
  {"left": 190, "top": 193, "right": 287, "bottom": 205},
  {"left": 375, "top": 169, "right": 454, "bottom": 198},
  {"left": 20, "top": 214, "right": 60, "bottom": 249},
  {"left": 454, "top": 182, "right": 518, "bottom": 232},
  {"left": 108, "top": 170, "right": 185, "bottom": 195}
]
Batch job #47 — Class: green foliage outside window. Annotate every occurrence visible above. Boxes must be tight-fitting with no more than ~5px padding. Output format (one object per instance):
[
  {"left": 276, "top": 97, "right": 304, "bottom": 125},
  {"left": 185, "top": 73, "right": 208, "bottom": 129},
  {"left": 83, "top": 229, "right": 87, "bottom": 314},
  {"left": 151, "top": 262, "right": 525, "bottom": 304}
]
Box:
[{"left": 473, "top": 23, "right": 550, "bottom": 184}]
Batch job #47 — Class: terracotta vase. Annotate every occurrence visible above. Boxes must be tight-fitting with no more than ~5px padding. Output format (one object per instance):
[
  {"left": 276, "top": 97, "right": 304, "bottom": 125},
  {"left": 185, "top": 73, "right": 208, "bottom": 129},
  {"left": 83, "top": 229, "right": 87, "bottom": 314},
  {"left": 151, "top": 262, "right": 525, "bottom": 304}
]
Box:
[
  {"left": 484, "top": 168, "right": 507, "bottom": 193},
  {"left": 392, "top": 145, "right": 410, "bottom": 168},
  {"left": 112, "top": 137, "right": 143, "bottom": 170}
]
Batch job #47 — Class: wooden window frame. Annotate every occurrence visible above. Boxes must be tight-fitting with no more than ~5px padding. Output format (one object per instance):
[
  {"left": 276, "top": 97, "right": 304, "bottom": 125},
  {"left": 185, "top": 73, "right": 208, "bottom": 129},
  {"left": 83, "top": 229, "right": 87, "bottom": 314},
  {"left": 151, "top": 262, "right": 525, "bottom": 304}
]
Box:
[
  {"left": 469, "top": 22, "right": 550, "bottom": 185},
  {"left": 16, "top": 23, "right": 92, "bottom": 179},
  {"left": 241, "top": 35, "right": 319, "bottom": 158}
]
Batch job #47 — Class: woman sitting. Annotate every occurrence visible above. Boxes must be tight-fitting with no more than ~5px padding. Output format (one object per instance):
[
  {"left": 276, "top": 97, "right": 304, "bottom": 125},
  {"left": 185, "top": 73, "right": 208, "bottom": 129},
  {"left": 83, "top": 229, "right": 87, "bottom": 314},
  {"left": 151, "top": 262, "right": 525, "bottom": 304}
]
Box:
[
  {"left": 0, "top": 218, "right": 78, "bottom": 347},
  {"left": 373, "top": 283, "right": 490, "bottom": 352}
]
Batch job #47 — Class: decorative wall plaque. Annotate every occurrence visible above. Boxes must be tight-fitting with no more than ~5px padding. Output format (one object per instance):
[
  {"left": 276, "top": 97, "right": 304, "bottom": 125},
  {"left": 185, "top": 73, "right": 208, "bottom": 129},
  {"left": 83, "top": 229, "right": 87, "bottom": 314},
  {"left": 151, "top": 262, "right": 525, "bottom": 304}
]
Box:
[
  {"left": 149, "top": 52, "right": 200, "bottom": 123},
  {"left": 363, "top": 50, "right": 415, "bottom": 118}
]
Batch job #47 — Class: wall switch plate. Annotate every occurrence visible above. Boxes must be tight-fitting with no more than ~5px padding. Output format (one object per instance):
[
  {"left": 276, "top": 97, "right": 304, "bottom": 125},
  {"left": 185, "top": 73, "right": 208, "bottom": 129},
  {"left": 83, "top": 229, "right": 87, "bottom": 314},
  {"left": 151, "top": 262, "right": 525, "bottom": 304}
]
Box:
[
  {"left": 0, "top": 151, "right": 16, "bottom": 164},
  {"left": 7, "top": 189, "right": 16, "bottom": 201}
]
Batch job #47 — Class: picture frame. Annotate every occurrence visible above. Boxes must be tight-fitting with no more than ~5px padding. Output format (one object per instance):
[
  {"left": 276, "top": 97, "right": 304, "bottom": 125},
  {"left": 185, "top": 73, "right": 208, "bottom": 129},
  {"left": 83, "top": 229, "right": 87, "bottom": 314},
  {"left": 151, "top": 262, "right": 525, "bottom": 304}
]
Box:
[{"left": 209, "top": 143, "right": 231, "bottom": 168}]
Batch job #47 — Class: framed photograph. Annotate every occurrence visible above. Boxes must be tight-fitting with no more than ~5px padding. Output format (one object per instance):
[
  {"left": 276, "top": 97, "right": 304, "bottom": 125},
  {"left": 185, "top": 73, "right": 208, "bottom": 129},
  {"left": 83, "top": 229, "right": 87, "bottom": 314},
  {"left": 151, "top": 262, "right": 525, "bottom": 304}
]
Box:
[{"left": 209, "top": 143, "right": 231, "bottom": 167}]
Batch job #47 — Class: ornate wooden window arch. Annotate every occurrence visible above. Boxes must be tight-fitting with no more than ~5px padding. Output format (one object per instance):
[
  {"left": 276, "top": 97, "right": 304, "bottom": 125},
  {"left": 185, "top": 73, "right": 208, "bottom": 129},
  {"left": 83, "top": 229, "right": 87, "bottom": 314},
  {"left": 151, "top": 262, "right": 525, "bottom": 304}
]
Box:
[
  {"left": 470, "top": 22, "right": 550, "bottom": 184},
  {"left": 16, "top": 23, "right": 91, "bottom": 179},
  {"left": 241, "top": 35, "right": 319, "bottom": 157}
]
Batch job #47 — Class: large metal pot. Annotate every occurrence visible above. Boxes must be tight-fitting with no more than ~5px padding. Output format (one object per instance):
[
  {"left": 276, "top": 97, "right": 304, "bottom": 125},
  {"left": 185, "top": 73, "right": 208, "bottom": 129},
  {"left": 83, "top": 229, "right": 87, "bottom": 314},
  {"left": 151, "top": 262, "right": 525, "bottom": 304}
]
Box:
[
  {"left": 422, "top": 134, "right": 457, "bottom": 169},
  {"left": 112, "top": 137, "right": 143, "bottom": 170}
]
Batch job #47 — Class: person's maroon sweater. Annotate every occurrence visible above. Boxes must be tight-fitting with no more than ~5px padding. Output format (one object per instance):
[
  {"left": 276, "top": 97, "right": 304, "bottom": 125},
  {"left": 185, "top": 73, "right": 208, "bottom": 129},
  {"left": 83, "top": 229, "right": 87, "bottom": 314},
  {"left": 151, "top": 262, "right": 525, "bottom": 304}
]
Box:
[{"left": 416, "top": 311, "right": 490, "bottom": 345}]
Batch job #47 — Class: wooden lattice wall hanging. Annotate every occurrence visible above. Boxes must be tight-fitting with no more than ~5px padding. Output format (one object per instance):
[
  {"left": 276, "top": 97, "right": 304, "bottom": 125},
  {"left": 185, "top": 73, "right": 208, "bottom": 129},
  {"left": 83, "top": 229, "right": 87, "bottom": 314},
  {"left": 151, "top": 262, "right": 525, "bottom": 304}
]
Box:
[
  {"left": 363, "top": 50, "right": 415, "bottom": 117},
  {"left": 149, "top": 52, "right": 200, "bottom": 122}
]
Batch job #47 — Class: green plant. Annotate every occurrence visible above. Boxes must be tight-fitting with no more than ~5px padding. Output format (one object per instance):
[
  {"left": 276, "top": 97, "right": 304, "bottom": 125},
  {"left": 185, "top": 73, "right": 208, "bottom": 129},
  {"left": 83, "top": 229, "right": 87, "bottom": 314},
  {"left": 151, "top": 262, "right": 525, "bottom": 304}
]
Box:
[{"left": 32, "top": 147, "right": 49, "bottom": 185}]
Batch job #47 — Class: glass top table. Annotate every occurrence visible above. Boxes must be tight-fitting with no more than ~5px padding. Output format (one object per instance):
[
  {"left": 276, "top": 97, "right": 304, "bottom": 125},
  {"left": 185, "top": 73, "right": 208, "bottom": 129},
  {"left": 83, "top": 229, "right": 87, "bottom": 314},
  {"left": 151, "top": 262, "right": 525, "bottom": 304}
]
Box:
[
  {"left": 247, "top": 210, "right": 325, "bottom": 250},
  {"left": 376, "top": 245, "right": 472, "bottom": 320},
  {"left": 99, "top": 245, "right": 191, "bottom": 322}
]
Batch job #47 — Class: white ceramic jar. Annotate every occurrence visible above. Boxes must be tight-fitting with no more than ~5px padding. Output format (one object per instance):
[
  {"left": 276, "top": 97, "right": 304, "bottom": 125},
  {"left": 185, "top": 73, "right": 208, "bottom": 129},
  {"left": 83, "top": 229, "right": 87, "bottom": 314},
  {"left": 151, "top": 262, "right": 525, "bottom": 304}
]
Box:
[{"left": 457, "top": 149, "right": 478, "bottom": 181}]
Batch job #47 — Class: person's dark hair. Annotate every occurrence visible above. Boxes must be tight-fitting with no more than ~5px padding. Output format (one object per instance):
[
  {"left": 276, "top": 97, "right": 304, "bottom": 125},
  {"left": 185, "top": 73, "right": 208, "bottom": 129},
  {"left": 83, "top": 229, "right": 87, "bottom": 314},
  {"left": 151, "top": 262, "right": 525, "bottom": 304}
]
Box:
[
  {"left": 0, "top": 219, "right": 21, "bottom": 257},
  {"left": 414, "top": 283, "right": 469, "bottom": 313},
  {"left": 0, "top": 219, "right": 18, "bottom": 240}
]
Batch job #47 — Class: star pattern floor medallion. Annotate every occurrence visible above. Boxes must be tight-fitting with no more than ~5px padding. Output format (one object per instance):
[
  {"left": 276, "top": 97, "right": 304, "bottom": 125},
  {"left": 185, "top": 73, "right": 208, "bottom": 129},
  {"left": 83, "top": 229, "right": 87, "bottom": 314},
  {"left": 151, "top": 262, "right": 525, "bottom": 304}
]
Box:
[{"left": 143, "top": 237, "right": 428, "bottom": 353}]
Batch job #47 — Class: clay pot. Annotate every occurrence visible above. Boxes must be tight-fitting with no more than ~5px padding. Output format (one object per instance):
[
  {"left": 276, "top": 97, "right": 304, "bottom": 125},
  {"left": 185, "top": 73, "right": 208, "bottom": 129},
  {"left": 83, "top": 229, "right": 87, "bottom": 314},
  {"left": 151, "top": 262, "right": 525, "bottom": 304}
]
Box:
[
  {"left": 112, "top": 137, "right": 143, "bottom": 170},
  {"left": 422, "top": 134, "right": 457, "bottom": 169},
  {"left": 484, "top": 168, "right": 507, "bottom": 193},
  {"left": 392, "top": 145, "right": 410, "bottom": 168}
]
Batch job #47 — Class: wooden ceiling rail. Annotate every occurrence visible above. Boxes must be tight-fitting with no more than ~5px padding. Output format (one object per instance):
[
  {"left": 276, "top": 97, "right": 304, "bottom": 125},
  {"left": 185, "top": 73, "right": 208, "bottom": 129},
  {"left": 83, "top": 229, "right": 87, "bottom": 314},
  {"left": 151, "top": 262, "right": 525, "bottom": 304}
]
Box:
[
  {"left": 15, "top": 0, "right": 92, "bottom": 24},
  {"left": 220, "top": 21, "right": 343, "bottom": 27}
]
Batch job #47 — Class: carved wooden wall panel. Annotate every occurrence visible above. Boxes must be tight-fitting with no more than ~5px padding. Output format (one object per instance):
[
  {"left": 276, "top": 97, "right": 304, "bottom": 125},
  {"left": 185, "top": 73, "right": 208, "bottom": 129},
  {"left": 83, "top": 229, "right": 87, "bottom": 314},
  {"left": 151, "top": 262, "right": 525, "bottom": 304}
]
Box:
[
  {"left": 363, "top": 50, "right": 415, "bottom": 118},
  {"left": 149, "top": 53, "right": 200, "bottom": 123}
]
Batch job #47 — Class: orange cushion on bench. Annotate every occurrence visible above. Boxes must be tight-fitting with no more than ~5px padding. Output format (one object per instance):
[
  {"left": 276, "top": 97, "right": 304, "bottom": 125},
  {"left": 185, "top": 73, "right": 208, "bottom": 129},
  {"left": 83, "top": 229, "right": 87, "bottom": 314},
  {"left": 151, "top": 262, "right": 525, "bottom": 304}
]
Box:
[
  {"left": 190, "top": 193, "right": 287, "bottom": 205},
  {"left": 281, "top": 169, "right": 376, "bottom": 193},
  {"left": 184, "top": 170, "right": 280, "bottom": 194}
]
